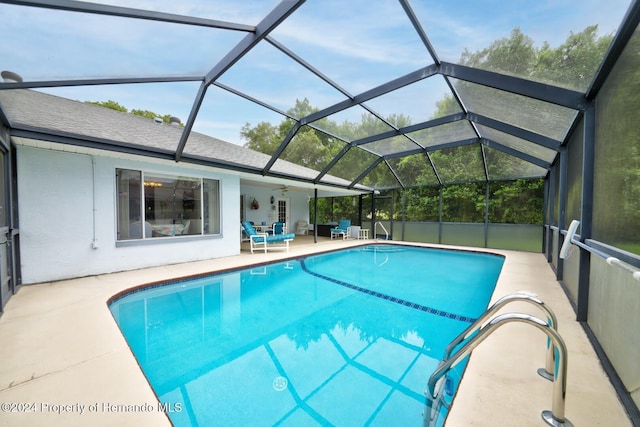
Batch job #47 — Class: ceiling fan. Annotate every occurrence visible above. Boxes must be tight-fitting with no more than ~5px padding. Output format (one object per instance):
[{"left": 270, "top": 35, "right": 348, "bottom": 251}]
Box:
[{"left": 273, "top": 185, "right": 290, "bottom": 196}]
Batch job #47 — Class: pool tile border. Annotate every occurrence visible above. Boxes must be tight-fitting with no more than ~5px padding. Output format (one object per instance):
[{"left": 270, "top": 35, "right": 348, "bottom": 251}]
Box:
[
  {"left": 299, "top": 259, "right": 476, "bottom": 323},
  {"left": 109, "top": 243, "right": 497, "bottom": 325}
]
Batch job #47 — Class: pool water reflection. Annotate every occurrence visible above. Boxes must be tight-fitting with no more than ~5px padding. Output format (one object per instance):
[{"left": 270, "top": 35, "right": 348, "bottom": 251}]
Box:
[{"left": 109, "top": 245, "right": 504, "bottom": 426}]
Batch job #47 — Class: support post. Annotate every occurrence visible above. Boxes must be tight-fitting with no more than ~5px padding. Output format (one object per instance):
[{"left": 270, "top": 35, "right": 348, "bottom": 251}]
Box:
[
  {"left": 556, "top": 148, "right": 568, "bottom": 280},
  {"left": 577, "top": 103, "right": 595, "bottom": 322},
  {"left": 313, "top": 188, "right": 318, "bottom": 244},
  {"left": 547, "top": 168, "right": 556, "bottom": 262}
]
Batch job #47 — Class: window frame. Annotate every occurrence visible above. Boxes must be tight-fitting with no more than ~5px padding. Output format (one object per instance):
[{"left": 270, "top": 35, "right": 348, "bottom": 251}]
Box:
[{"left": 116, "top": 168, "right": 221, "bottom": 244}]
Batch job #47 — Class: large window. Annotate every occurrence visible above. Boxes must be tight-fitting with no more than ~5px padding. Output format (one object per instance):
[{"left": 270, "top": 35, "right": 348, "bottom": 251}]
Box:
[{"left": 117, "top": 169, "right": 220, "bottom": 240}]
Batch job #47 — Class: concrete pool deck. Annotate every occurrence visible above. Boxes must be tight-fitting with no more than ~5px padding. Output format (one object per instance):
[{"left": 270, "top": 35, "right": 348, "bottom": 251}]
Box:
[{"left": 0, "top": 238, "right": 632, "bottom": 426}]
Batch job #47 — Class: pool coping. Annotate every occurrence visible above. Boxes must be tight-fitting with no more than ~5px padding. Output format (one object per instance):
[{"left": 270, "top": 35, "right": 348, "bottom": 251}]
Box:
[{"left": 0, "top": 240, "right": 632, "bottom": 426}]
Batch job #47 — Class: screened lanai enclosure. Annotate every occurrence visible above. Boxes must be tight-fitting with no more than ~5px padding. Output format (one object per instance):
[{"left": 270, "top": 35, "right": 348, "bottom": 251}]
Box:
[{"left": 0, "top": 0, "right": 639, "bottom": 422}]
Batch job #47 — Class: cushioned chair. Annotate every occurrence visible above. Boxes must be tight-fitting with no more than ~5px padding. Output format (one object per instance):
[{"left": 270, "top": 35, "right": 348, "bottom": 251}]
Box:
[
  {"left": 241, "top": 221, "right": 295, "bottom": 254},
  {"left": 241, "top": 221, "right": 255, "bottom": 241},
  {"left": 270, "top": 221, "right": 286, "bottom": 235},
  {"left": 296, "top": 220, "right": 308, "bottom": 235},
  {"left": 330, "top": 219, "right": 351, "bottom": 240}
]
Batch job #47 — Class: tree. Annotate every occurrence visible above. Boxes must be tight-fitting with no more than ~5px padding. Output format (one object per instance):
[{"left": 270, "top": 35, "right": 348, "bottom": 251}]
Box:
[
  {"left": 534, "top": 25, "right": 614, "bottom": 91},
  {"left": 241, "top": 98, "right": 327, "bottom": 162},
  {"left": 589, "top": 29, "right": 640, "bottom": 253},
  {"left": 489, "top": 180, "right": 544, "bottom": 224},
  {"left": 459, "top": 25, "right": 613, "bottom": 91},
  {"left": 86, "top": 99, "right": 128, "bottom": 112},
  {"left": 86, "top": 100, "right": 182, "bottom": 125},
  {"left": 240, "top": 121, "right": 280, "bottom": 155},
  {"left": 460, "top": 28, "right": 536, "bottom": 77},
  {"left": 230, "top": 25, "right": 616, "bottom": 226}
]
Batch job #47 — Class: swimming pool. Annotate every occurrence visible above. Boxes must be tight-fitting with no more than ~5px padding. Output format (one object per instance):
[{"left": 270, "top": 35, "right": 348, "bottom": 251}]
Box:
[{"left": 109, "top": 244, "right": 504, "bottom": 426}]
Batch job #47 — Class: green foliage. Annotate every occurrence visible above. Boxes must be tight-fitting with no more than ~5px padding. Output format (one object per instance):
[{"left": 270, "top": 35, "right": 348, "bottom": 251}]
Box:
[
  {"left": 241, "top": 98, "right": 317, "bottom": 155},
  {"left": 87, "top": 100, "right": 182, "bottom": 125},
  {"left": 403, "top": 187, "right": 440, "bottom": 221},
  {"left": 243, "top": 26, "right": 612, "bottom": 227},
  {"left": 130, "top": 109, "right": 157, "bottom": 120},
  {"left": 591, "top": 28, "right": 640, "bottom": 254},
  {"left": 236, "top": 24, "right": 613, "bottom": 189},
  {"left": 433, "top": 95, "right": 459, "bottom": 116},
  {"left": 489, "top": 179, "right": 544, "bottom": 224},
  {"left": 441, "top": 183, "right": 486, "bottom": 223},
  {"left": 534, "top": 26, "right": 614, "bottom": 91},
  {"left": 317, "top": 179, "right": 543, "bottom": 226},
  {"left": 86, "top": 99, "right": 128, "bottom": 112},
  {"left": 130, "top": 109, "right": 176, "bottom": 125},
  {"left": 310, "top": 198, "right": 332, "bottom": 224},
  {"left": 282, "top": 128, "right": 329, "bottom": 170},
  {"left": 461, "top": 28, "right": 537, "bottom": 76},
  {"left": 84, "top": 22, "right": 617, "bottom": 234},
  {"left": 310, "top": 196, "right": 360, "bottom": 224},
  {"left": 430, "top": 145, "right": 486, "bottom": 183},
  {"left": 240, "top": 121, "right": 280, "bottom": 155},
  {"left": 459, "top": 25, "right": 613, "bottom": 92}
]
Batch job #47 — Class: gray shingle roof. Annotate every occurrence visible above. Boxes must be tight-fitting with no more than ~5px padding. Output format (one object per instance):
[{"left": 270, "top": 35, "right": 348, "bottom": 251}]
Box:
[{"left": 0, "top": 89, "right": 368, "bottom": 190}]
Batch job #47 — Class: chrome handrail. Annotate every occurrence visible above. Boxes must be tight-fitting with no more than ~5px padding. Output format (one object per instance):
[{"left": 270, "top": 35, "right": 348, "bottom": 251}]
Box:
[
  {"left": 423, "top": 374, "right": 450, "bottom": 427},
  {"left": 561, "top": 219, "right": 640, "bottom": 281},
  {"left": 443, "top": 293, "right": 558, "bottom": 380},
  {"left": 427, "top": 313, "right": 573, "bottom": 427},
  {"left": 375, "top": 221, "right": 389, "bottom": 240}
]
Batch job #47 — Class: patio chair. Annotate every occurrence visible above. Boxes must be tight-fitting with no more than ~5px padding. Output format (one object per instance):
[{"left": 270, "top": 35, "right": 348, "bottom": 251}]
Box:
[
  {"left": 241, "top": 221, "right": 296, "bottom": 254},
  {"left": 270, "top": 221, "right": 286, "bottom": 235},
  {"left": 330, "top": 219, "right": 351, "bottom": 240},
  {"left": 296, "top": 220, "right": 308, "bottom": 235}
]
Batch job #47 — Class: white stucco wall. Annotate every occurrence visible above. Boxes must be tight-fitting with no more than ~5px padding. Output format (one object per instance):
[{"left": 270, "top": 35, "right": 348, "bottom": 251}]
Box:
[
  {"left": 242, "top": 184, "right": 310, "bottom": 233},
  {"left": 16, "top": 144, "right": 240, "bottom": 284}
]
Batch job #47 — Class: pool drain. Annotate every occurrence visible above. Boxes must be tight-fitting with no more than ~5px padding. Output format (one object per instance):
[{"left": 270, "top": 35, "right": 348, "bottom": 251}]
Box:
[{"left": 272, "top": 376, "right": 288, "bottom": 391}]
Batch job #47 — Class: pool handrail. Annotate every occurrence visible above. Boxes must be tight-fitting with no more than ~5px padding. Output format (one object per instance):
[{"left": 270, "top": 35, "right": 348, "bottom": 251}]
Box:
[
  {"left": 428, "top": 312, "right": 573, "bottom": 427},
  {"left": 375, "top": 221, "right": 389, "bottom": 240},
  {"left": 423, "top": 374, "right": 450, "bottom": 427},
  {"left": 443, "top": 293, "right": 558, "bottom": 380}
]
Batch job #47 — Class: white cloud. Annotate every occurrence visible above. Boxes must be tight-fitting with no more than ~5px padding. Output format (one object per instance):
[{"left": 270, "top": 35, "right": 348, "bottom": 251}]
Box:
[
  {"left": 267, "top": 0, "right": 427, "bottom": 65},
  {"left": 3, "top": 0, "right": 633, "bottom": 147}
]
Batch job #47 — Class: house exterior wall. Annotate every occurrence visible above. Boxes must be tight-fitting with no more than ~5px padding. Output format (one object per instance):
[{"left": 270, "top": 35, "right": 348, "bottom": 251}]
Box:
[
  {"left": 242, "top": 183, "right": 310, "bottom": 233},
  {"left": 16, "top": 143, "right": 240, "bottom": 284}
]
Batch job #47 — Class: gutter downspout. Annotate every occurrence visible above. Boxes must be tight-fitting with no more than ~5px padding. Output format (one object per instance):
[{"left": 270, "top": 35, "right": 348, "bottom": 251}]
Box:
[{"left": 91, "top": 155, "right": 98, "bottom": 249}]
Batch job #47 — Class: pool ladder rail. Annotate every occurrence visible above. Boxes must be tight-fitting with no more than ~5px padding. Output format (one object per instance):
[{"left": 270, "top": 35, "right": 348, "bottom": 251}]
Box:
[
  {"left": 424, "top": 293, "right": 574, "bottom": 427},
  {"left": 374, "top": 221, "right": 389, "bottom": 240},
  {"left": 444, "top": 293, "right": 558, "bottom": 381}
]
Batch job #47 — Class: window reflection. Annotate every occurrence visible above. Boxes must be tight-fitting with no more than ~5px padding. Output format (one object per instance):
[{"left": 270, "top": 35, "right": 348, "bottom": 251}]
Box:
[
  {"left": 143, "top": 173, "right": 201, "bottom": 237},
  {"left": 116, "top": 169, "right": 220, "bottom": 240}
]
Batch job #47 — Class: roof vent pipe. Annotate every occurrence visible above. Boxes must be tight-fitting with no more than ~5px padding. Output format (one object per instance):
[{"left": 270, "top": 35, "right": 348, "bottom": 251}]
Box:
[
  {"left": 1, "top": 70, "right": 23, "bottom": 83},
  {"left": 169, "top": 116, "right": 181, "bottom": 127},
  {"left": 153, "top": 117, "right": 163, "bottom": 124}
]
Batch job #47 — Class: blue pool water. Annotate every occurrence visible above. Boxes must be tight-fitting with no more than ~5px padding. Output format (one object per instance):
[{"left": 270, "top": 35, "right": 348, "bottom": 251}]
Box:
[{"left": 109, "top": 244, "right": 504, "bottom": 426}]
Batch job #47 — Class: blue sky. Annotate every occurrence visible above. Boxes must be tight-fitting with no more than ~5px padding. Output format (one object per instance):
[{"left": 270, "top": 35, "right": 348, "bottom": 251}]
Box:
[{"left": 0, "top": 0, "right": 632, "bottom": 146}]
